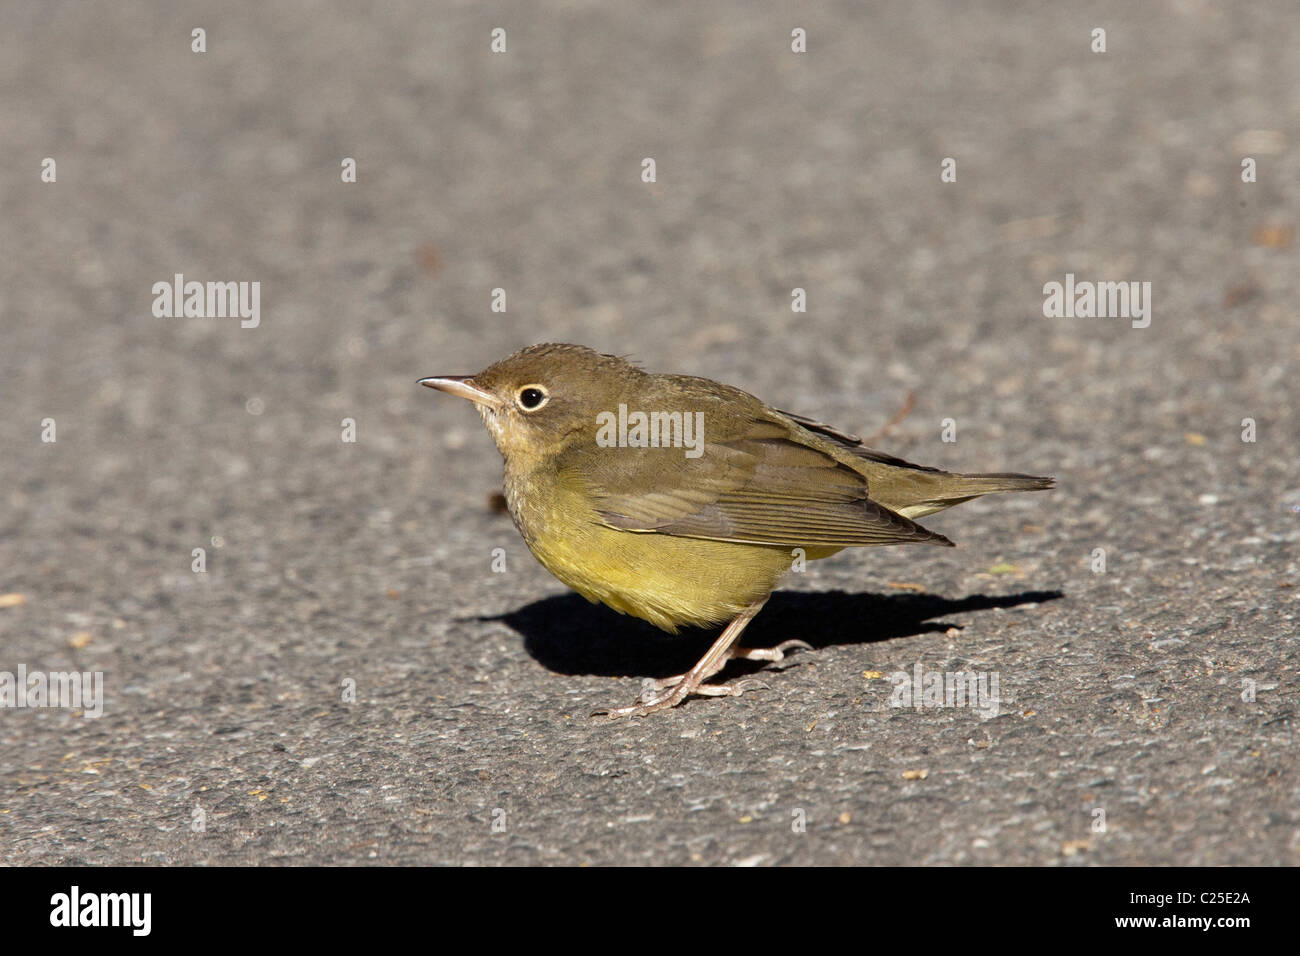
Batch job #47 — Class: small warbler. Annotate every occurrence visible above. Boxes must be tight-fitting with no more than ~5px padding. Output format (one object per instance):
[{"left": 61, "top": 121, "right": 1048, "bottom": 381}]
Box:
[{"left": 421, "top": 343, "right": 1052, "bottom": 717}]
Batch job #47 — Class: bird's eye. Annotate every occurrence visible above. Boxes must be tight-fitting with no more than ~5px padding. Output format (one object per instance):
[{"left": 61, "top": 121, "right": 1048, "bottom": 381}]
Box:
[{"left": 516, "top": 385, "right": 548, "bottom": 411}]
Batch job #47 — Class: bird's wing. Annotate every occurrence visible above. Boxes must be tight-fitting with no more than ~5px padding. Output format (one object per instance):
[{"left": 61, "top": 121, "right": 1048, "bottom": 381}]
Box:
[
  {"left": 559, "top": 413, "right": 951, "bottom": 547},
  {"left": 777, "top": 408, "right": 949, "bottom": 474}
]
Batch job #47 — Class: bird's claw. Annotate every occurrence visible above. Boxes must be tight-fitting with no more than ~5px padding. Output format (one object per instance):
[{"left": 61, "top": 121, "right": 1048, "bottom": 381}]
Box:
[
  {"left": 731, "top": 639, "right": 813, "bottom": 664},
  {"left": 590, "top": 639, "right": 812, "bottom": 718},
  {"left": 593, "top": 676, "right": 770, "bottom": 719}
]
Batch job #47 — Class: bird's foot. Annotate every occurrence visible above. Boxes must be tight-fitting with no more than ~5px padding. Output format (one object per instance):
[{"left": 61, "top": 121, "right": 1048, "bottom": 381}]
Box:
[
  {"left": 593, "top": 640, "right": 812, "bottom": 718},
  {"left": 730, "top": 639, "right": 813, "bottom": 664},
  {"left": 642, "top": 639, "right": 813, "bottom": 692},
  {"left": 595, "top": 676, "right": 768, "bottom": 719}
]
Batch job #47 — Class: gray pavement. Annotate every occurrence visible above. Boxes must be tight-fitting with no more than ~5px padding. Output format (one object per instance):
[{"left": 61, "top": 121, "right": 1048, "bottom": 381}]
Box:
[{"left": 1, "top": 1, "right": 1297, "bottom": 865}]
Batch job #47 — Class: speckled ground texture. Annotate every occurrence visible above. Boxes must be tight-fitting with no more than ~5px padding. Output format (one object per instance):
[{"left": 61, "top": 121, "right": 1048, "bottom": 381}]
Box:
[{"left": 1, "top": 1, "right": 1296, "bottom": 866}]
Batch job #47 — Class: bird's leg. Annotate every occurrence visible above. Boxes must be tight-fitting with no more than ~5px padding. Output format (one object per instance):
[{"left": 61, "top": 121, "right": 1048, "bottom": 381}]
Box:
[
  {"left": 646, "top": 639, "right": 813, "bottom": 690},
  {"left": 600, "top": 596, "right": 803, "bottom": 718}
]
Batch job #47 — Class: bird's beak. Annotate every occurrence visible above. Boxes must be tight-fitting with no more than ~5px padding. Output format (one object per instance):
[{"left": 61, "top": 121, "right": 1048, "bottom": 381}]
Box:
[{"left": 417, "top": 375, "right": 504, "bottom": 410}]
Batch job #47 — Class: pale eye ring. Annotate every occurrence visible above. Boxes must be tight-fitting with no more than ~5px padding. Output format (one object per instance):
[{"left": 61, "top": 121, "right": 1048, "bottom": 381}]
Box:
[{"left": 516, "top": 384, "right": 548, "bottom": 411}]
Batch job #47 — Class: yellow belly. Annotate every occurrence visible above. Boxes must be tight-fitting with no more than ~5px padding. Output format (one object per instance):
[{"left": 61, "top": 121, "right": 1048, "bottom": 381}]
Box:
[
  {"left": 506, "top": 486, "right": 806, "bottom": 632},
  {"left": 537, "top": 515, "right": 804, "bottom": 631}
]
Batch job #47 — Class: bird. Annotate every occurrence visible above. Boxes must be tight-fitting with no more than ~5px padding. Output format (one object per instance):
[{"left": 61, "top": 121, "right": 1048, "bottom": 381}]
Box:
[{"left": 420, "top": 343, "right": 1053, "bottom": 717}]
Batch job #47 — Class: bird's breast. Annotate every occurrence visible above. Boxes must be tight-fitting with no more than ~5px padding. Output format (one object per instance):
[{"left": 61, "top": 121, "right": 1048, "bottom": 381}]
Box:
[{"left": 501, "top": 462, "right": 791, "bottom": 632}]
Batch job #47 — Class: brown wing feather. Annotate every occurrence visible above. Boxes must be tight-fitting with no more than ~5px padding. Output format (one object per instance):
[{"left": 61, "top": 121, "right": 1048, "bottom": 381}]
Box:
[{"left": 559, "top": 414, "right": 952, "bottom": 548}]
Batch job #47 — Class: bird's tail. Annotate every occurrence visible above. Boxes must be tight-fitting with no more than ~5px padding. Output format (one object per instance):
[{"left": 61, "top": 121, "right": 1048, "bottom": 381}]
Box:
[
  {"left": 849, "top": 447, "right": 1055, "bottom": 519},
  {"left": 891, "top": 471, "right": 1055, "bottom": 519},
  {"left": 933, "top": 470, "right": 1052, "bottom": 510}
]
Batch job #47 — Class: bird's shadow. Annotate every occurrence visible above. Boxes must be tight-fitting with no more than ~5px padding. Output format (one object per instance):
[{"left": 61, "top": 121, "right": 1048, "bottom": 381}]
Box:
[{"left": 481, "top": 588, "right": 1064, "bottom": 679}]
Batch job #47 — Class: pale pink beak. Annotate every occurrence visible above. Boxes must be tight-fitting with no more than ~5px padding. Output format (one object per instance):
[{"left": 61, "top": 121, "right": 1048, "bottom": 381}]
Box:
[{"left": 417, "top": 375, "right": 503, "bottom": 410}]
